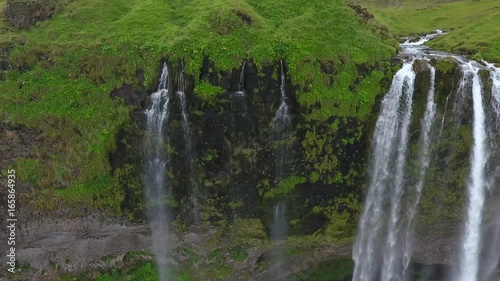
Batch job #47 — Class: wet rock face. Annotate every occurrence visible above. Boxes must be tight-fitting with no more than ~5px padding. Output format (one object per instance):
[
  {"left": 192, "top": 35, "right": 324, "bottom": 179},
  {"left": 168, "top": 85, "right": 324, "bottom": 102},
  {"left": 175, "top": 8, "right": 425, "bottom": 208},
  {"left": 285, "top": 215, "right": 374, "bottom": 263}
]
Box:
[
  {"left": 109, "top": 84, "right": 147, "bottom": 107},
  {"left": 4, "top": 0, "right": 57, "bottom": 29}
]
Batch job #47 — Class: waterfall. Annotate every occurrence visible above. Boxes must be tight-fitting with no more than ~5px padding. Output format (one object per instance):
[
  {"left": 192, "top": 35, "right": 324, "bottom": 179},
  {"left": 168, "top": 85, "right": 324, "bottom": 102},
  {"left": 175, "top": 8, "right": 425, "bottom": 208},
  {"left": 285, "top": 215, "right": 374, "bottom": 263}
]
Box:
[
  {"left": 438, "top": 93, "right": 451, "bottom": 138},
  {"left": 402, "top": 65, "right": 437, "bottom": 279},
  {"left": 480, "top": 64, "right": 500, "bottom": 281},
  {"left": 231, "top": 61, "right": 248, "bottom": 114},
  {"left": 144, "top": 63, "right": 171, "bottom": 281},
  {"left": 490, "top": 65, "right": 500, "bottom": 124},
  {"left": 270, "top": 60, "right": 291, "bottom": 280},
  {"left": 352, "top": 29, "right": 500, "bottom": 281},
  {"left": 270, "top": 201, "right": 287, "bottom": 280},
  {"left": 353, "top": 61, "right": 416, "bottom": 281},
  {"left": 456, "top": 63, "right": 488, "bottom": 281},
  {"left": 380, "top": 59, "right": 416, "bottom": 281},
  {"left": 238, "top": 60, "right": 246, "bottom": 92},
  {"left": 176, "top": 66, "right": 200, "bottom": 223},
  {"left": 177, "top": 67, "right": 192, "bottom": 157},
  {"left": 274, "top": 60, "right": 292, "bottom": 180}
]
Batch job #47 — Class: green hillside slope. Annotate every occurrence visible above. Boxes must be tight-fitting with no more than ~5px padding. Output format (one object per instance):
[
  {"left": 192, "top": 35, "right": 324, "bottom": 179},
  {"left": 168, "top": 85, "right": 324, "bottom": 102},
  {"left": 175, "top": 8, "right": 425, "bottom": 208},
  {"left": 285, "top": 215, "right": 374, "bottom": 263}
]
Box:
[{"left": 356, "top": 0, "right": 500, "bottom": 62}]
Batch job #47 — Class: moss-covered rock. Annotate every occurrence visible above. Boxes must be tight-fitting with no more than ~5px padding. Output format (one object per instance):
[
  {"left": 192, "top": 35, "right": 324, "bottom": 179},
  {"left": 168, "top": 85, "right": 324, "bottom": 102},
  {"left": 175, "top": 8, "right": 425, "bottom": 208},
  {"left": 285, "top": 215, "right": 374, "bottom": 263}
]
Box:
[{"left": 4, "top": 0, "right": 58, "bottom": 29}]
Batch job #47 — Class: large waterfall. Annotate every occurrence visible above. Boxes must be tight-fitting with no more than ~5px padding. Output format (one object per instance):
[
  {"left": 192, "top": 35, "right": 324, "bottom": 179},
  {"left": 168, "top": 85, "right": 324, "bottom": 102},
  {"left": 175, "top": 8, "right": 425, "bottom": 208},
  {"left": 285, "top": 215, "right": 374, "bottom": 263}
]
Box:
[
  {"left": 353, "top": 31, "right": 500, "bottom": 281},
  {"left": 456, "top": 63, "right": 488, "bottom": 281},
  {"left": 401, "top": 64, "right": 436, "bottom": 279},
  {"left": 144, "top": 63, "right": 171, "bottom": 281},
  {"left": 353, "top": 61, "right": 417, "bottom": 281}
]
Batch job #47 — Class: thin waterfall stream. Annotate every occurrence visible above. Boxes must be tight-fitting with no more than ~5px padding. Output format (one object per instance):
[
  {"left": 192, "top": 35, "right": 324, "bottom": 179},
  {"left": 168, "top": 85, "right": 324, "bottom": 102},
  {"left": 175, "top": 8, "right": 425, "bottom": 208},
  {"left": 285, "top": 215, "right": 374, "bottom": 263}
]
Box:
[
  {"left": 231, "top": 61, "right": 248, "bottom": 115},
  {"left": 271, "top": 60, "right": 292, "bottom": 280},
  {"left": 176, "top": 65, "right": 200, "bottom": 224},
  {"left": 144, "top": 63, "right": 171, "bottom": 281}
]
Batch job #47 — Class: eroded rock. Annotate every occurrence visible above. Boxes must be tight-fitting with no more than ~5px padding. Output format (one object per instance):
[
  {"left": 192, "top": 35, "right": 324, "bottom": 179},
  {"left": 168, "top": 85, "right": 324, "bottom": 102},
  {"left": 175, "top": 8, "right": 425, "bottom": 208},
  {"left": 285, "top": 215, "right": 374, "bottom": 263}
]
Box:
[{"left": 4, "top": 0, "right": 57, "bottom": 29}]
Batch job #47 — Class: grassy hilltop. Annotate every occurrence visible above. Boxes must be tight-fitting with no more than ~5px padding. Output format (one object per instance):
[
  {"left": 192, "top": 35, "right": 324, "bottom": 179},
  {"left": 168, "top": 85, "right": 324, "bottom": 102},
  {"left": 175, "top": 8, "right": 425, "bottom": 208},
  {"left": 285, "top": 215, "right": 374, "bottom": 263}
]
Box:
[{"left": 355, "top": 0, "right": 500, "bottom": 62}]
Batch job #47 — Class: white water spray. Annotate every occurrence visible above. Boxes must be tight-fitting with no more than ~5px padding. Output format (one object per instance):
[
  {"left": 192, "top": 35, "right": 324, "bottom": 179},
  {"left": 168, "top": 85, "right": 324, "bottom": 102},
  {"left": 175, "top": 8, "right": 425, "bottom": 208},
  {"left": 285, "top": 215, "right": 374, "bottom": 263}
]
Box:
[
  {"left": 456, "top": 63, "right": 488, "bottom": 281},
  {"left": 353, "top": 61, "right": 416, "bottom": 281},
  {"left": 402, "top": 65, "right": 437, "bottom": 279},
  {"left": 144, "top": 63, "right": 171, "bottom": 281}
]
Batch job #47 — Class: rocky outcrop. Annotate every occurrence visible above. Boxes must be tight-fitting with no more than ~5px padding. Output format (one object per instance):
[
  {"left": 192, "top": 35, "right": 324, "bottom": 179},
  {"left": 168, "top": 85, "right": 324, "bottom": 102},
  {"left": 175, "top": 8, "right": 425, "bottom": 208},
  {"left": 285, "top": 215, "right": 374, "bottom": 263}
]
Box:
[{"left": 4, "top": 0, "right": 57, "bottom": 29}]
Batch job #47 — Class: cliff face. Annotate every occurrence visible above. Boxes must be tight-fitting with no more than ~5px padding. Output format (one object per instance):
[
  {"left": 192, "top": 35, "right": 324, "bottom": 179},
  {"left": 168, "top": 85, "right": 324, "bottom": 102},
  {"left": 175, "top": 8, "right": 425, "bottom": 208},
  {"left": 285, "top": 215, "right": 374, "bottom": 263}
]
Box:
[
  {"left": 2, "top": 0, "right": 484, "bottom": 280},
  {"left": 111, "top": 58, "right": 393, "bottom": 236},
  {"left": 0, "top": 55, "right": 480, "bottom": 280}
]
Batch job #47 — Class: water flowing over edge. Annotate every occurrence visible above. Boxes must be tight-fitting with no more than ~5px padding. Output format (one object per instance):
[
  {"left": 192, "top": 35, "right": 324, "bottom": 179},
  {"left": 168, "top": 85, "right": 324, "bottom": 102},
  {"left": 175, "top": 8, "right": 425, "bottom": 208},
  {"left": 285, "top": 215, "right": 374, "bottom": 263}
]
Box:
[
  {"left": 144, "top": 63, "right": 171, "bottom": 281},
  {"left": 455, "top": 63, "right": 488, "bottom": 281},
  {"left": 353, "top": 61, "right": 416, "bottom": 281},
  {"left": 401, "top": 64, "right": 437, "bottom": 280}
]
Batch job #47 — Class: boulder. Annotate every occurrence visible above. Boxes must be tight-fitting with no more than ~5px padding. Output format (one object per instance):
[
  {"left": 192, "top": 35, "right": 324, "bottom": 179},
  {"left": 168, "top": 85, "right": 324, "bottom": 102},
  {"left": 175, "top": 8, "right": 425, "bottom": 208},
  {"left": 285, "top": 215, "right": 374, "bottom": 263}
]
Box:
[{"left": 4, "top": 0, "right": 57, "bottom": 29}]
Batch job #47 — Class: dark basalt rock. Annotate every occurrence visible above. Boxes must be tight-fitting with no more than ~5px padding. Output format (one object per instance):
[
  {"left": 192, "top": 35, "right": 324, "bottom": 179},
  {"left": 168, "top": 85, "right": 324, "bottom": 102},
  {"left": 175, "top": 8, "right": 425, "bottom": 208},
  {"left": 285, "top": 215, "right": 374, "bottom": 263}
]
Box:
[
  {"left": 0, "top": 46, "right": 13, "bottom": 73},
  {"left": 320, "top": 60, "right": 335, "bottom": 74},
  {"left": 109, "top": 84, "right": 147, "bottom": 107},
  {"left": 4, "top": 0, "right": 57, "bottom": 29}
]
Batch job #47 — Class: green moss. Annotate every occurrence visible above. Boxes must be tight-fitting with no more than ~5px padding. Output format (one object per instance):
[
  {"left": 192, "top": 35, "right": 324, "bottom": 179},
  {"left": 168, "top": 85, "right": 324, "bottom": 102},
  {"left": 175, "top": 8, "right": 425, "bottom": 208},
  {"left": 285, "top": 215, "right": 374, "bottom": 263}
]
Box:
[
  {"left": 0, "top": 0, "right": 395, "bottom": 219},
  {"left": 230, "top": 218, "right": 268, "bottom": 246},
  {"left": 50, "top": 176, "right": 124, "bottom": 215},
  {"left": 434, "top": 58, "right": 456, "bottom": 75},
  {"left": 309, "top": 171, "right": 320, "bottom": 183},
  {"left": 263, "top": 176, "right": 306, "bottom": 199},
  {"left": 228, "top": 199, "right": 243, "bottom": 209},
  {"left": 205, "top": 249, "right": 232, "bottom": 280},
  {"left": 94, "top": 261, "right": 158, "bottom": 281},
  {"left": 290, "top": 258, "right": 353, "bottom": 281},
  {"left": 194, "top": 80, "right": 223, "bottom": 103},
  {"left": 229, "top": 246, "right": 248, "bottom": 262},
  {"left": 15, "top": 157, "right": 43, "bottom": 184}
]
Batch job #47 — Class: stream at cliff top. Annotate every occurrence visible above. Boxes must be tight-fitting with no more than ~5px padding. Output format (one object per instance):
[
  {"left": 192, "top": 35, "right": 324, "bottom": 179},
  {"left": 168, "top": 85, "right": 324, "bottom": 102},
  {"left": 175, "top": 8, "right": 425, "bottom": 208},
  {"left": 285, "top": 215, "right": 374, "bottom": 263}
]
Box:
[{"left": 353, "top": 30, "right": 500, "bottom": 281}]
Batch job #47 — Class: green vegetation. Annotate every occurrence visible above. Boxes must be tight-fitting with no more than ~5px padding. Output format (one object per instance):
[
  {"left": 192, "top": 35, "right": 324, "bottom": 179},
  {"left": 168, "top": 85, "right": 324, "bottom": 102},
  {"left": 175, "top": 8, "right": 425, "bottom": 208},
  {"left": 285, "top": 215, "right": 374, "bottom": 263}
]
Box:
[
  {"left": 263, "top": 176, "right": 306, "bottom": 199},
  {"left": 0, "top": 0, "right": 395, "bottom": 215},
  {"left": 357, "top": 0, "right": 500, "bottom": 62},
  {"left": 290, "top": 258, "right": 353, "bottom": 281},
  {"left": 194, "top": 81, "right": 223, "bottom": 103},
  {"left": 229, "top": 246, "right": 248, "bottom": 262}
]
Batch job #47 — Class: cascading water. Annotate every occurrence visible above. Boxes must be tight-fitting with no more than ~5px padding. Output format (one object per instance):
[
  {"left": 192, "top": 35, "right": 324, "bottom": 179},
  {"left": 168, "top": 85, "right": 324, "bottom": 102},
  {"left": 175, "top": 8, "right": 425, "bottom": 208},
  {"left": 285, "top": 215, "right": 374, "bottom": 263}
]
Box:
[
  {"left": 144, "top": 63, "right": 171, "bottom": 281},
  {"left": 270, "top": 60, "right": 292, "bottom": 280},
  {"left": 176, "top": 66, "right": 200, "bottom": 223},
  {"left": 454, "top": 63, "right": 488, "bottom": 281},
  {"left": 231, "top": 61, "right": 248, "bottom": 114},
  {"left": 352, "top": 60, "right": 416, "bottom": 281},
  {"left": 401, "top": 64, "right": 437, "bottom": 280},
  {"left": 238, "top": 60, "right": 246, "bottom": 92},
  {"left": 438, "top": 93, "right": 450, "bottom": 138},
  {"left": 477, "top": 64, "right": 500, "bottom": 281},
  {"left": 352, "top": 30, "right": 500, "bottom": 281},
  {"left": 274, "top": 60, "right": 292, "bottom": 179},
  {"left": 489, "top": 65, "right": 500, "bottom": 123},
  {"left": 380, "top": 60, "right": 416, "bottom": 281}
]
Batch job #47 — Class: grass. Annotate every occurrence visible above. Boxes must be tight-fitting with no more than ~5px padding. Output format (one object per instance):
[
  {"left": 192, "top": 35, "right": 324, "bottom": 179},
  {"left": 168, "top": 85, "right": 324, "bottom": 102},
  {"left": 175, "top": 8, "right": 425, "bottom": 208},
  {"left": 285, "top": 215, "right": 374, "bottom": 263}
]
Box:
[
  {"left": 0, "top": 0, "right": 394, "bottom": 214},
  {"left": 356, "top": 0, "right": 500, "bottom": 62}
]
